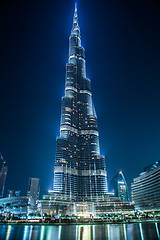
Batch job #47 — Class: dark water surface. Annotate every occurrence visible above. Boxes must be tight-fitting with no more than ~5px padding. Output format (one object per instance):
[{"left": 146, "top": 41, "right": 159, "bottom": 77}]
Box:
[{"left": 0, "top": 222, "right": 159, "bottom": 240}]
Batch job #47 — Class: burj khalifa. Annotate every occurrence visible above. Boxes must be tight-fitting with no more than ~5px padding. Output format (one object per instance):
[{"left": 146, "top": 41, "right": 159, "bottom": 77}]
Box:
[{"left": 53, "top": 4, "right": 108, "bottom": 202}]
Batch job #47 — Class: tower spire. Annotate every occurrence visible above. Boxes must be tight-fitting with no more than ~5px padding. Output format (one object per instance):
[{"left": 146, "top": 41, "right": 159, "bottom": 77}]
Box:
[
  {"left": 75, "top": 1, "right": 77, "bottom": 12},
  {"left": 73, "top": 2, "right": 78, "bottom": 24},
  {"left": 71, "top": 2, "right": 80, "bottom": 36}
]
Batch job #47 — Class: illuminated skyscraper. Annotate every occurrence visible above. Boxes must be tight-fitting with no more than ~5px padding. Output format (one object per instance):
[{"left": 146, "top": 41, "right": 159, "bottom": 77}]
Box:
[
  {"left": 53, "top": 4, "right": 108, "bottom": 202},
  {"left": 109, "top": 171, "right": 130, "bottom": 202},
  {"left": 0, "top": 154, "right": 7, "bottom": 198}
]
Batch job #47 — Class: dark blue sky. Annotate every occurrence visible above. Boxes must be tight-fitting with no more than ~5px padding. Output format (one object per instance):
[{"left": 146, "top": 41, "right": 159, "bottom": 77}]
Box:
[{"left": 0, "top": 0, "right": 160, "bottom": 197}]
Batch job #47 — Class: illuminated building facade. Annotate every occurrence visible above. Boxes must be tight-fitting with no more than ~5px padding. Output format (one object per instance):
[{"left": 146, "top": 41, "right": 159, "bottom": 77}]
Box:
[
  {"left": 0, "top": 154, "right": 7, "bottom": 198},
  {"left": 53, "top": 4, "right": 108, "bottom": 202},
  {"left": 131, "top": 161, "right": 160, "bottom": 210},
  {"left": 0, "top": 196, "right": 29, "bottom": 215},
  {"left": 28, "top": 178, "right": 39, "bottom": 207},
  {"left": 39, "top": 191, "right": 134, "bottom": 216},
  {"left": 109, "top": 171, "right": 130, "bottom": 202}
]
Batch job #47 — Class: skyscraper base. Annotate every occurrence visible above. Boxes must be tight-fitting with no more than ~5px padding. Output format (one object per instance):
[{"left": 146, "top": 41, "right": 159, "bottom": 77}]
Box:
[{"left": 38, "top": 192, "right": 134, "bottom": 217}]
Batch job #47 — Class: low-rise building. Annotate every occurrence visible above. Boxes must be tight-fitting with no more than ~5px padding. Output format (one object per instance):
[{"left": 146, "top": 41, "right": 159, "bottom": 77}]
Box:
[
  {"left": 38, "top": 191, "right": 134, "bottom": 217},
  {"left": 0, "top": 196, "right": 29, "bottom": 215}
]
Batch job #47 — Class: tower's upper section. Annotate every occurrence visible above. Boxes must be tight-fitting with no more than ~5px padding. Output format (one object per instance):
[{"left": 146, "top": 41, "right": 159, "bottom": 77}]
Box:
[
  {"left": 71, "top": 3, "right": 80, "bottom": 37},
  {"left": 69, "top": 3, "right": 83, "bottom": 58}
]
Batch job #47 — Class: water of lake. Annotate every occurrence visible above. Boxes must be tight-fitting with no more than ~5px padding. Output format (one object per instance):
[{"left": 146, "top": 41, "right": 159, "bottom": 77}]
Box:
[{"left": 0, "top": 222, "right": 159, "bottom": 240}]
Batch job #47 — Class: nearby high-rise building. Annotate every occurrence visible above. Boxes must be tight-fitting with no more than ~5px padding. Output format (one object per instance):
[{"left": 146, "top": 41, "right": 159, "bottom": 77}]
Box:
[
  {"left": 109, "top": 171, "right": 130, "bottom": 202},
  {"left": 28, "top": 178, "right": 39, "bottom": 206},
  {"left": 131, "top": 161, "right": 160, "bottom": 210},
  {"left": 53, "top": 4, "right": 108, "bottom": 202},
  {"left": 0, "top": 153, "right": 8, "bottom": 198}
]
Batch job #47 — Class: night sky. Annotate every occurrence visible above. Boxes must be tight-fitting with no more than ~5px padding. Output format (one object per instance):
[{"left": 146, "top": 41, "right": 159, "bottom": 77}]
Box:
[{"left": 0, "top": 0, "right": 160, "bottom": 197}]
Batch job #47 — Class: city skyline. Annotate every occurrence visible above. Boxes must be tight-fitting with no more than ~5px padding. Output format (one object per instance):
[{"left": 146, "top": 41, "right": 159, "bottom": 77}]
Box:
[{"left": 0, "top": 0, "right": 160, "bottom": 196}]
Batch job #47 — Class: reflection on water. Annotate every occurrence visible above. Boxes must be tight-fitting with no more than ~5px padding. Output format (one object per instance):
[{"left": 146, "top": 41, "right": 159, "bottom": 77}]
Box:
[
  {"left": 123, "top": 224, "right": 127, "bottom": 240},
  {"left": 5, "top": 225, "right": 12, "bottom": 240},
  {"left": 0, "top": 222, "right": 159, "bottom": 240},
  {"left": 155, "top": 223, "right": 160, "bottom": 239},
  {"left": 23, "top": 225, "right": 29, "bottom": 240},
  {"left": 139, "top": 223, "right": 144, "bottom": 240}
]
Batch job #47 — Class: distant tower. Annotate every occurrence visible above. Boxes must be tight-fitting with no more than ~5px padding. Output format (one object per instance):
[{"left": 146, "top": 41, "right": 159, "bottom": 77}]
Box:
[
  {"left": 8, "top": 190, "right": 14, "bottom": 198},
  {"left": 109, "top": 171, "right": 130, "bottom": 202},
  {"left": 28, "top": 178, "right": 40, "bottom": 206},
  {"left": 0, "top": 153, "right": 8, "bottom": 198}
]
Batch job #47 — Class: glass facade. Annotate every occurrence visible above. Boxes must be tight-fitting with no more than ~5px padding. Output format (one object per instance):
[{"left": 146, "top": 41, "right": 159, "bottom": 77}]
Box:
[
  {"left": 131, "top": 161, "right": 160, "bottom": 210},
  {"left": 28, "top": 178, "right": 40, "bottom": 206},
  {"left": 109, "top": 171, "right": 130, "bottom": 202},
  {"left": 53, "top": 5, "right": 108, "bottom": 202}
]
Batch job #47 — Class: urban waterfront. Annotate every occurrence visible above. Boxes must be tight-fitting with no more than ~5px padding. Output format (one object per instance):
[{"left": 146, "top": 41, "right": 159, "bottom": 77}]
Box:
[
  {"left": 1, "top": 2, "right": 160, "bottom": 240},
  {"left": 0, "top": 222, "right": 159, "bottom": 240}
]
